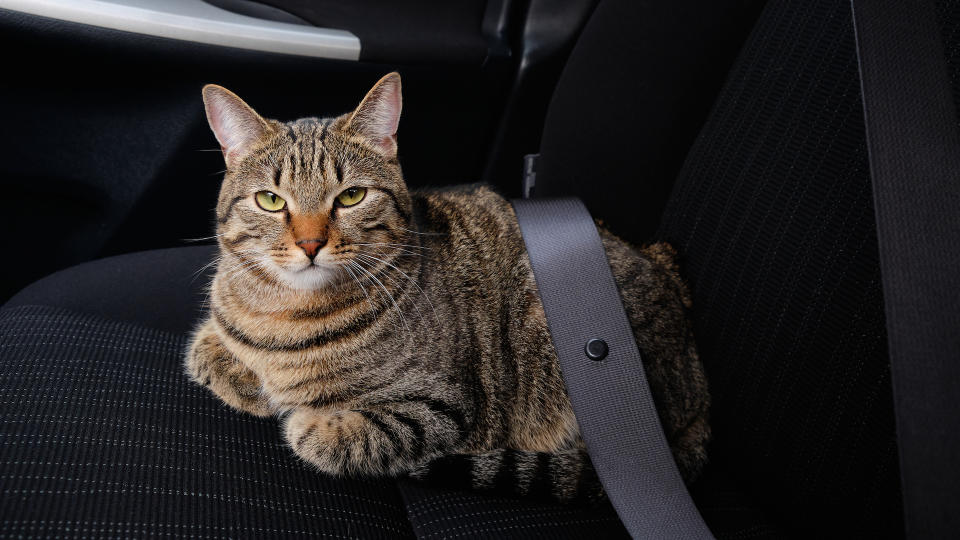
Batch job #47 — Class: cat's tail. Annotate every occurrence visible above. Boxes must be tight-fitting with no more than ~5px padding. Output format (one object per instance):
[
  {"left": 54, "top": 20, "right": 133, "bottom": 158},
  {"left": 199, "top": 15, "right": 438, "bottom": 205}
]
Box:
[{"left": 408, "top": 448, "right": 605, "bottom": 504}]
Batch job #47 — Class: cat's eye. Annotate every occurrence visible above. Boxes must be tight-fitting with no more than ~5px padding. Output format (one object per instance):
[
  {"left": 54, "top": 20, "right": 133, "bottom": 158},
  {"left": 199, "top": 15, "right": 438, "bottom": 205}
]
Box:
[
  {"left": 336, "top": 187, "right": 367, "bottom": 207},
  {"left": 255, "top": 191, "right": 286, "bottom": 212}
]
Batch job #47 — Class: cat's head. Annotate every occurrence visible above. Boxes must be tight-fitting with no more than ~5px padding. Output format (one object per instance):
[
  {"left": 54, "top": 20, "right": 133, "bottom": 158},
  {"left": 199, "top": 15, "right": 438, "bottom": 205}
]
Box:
[{"left": 202, "top": 73, "right": 412, "bottom": 291}]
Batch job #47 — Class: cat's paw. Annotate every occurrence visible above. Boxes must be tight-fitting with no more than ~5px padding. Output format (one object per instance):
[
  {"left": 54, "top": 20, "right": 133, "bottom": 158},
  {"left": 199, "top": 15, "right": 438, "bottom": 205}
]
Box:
[
  {"left": 211, "top": 365, "right": 275, "bottom": 418},
  {"left": 283, "top": 408, "right": 391, "bottom": 476},
  {"left": 186, "top": 326, "right": 274, "bottom": 418}
]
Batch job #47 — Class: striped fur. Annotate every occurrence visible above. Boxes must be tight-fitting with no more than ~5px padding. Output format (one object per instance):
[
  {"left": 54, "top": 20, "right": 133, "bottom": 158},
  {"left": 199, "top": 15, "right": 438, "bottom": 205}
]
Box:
[{"left": 185, "top": 73, "right": 710, "bottom": 502}]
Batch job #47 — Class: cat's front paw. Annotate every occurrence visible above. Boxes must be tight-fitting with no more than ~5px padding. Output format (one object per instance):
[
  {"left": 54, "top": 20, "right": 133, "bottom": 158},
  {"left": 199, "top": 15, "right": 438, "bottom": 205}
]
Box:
[
  {"left": 284, "top": 408, "right": 397, "bottom": 476},
  {"left": 186, "top": 323, "right": 275, "bottom": 418}
]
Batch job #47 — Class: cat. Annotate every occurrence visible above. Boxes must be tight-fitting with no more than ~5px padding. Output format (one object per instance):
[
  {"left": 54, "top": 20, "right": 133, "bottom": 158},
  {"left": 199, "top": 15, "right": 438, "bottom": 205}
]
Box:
[{"left": 185, "top": 72, "right": 710, "bottom": 502}]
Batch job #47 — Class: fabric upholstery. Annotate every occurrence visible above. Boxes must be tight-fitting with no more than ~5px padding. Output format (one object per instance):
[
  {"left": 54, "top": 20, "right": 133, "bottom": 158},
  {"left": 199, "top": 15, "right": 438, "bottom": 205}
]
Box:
[
  {"left": 936, "top": 0, "right": 960, "bottom": 122},
  {"left": 0, "top": 305, "right": 413, "bottom": 538},
  {"left": 6, "top": 246, "right": 217, "bottom": 336},
  {"left": 656, "top": 0, "right": 902, "bottom": 537},
  {"left": 0, "top": 302, "right": 634, "bottom": 538}
]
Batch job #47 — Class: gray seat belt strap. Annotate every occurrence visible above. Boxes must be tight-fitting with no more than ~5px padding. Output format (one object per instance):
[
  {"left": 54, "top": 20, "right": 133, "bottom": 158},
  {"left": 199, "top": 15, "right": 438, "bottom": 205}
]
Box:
[
  {"left": 512, "top": 197, "right": 713, "bottom": 539},
  {"left": 850, "top": 0, "right": 960, "bottom": 536}
]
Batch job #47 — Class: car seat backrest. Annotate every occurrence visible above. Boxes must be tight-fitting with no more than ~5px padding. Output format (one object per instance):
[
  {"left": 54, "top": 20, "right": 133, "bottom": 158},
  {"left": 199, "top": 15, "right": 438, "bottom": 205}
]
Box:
[{"left": 656, "top": 0, "right": 900, "bottom": 536}]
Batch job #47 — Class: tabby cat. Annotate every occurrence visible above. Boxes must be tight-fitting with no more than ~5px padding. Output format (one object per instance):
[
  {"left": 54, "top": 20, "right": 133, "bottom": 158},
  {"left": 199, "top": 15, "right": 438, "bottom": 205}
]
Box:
[{"left": 185, "top": 73, "right": 709, "bottom": 502}]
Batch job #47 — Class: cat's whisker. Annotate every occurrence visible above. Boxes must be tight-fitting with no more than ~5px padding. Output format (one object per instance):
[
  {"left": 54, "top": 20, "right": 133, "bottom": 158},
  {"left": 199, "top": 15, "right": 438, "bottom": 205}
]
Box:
[
  {"left": 335, "top": 266, "right": 354, "bottom": 294},
  {"left": 355, "top": 242, "right": 430, "bottom": 250},
  {"left": 217, "top": 254, "right": 269, "bottom": 281},
  {"left": 355, "top": 255, "right": 427, "bottom": 325},
  {"left": 191, "top": 256, "right": 223, "bottom": 283},
  {"left": 352, "top": 248, "right": 425, "bottom": 259},
  {"left": 343, "top": 262, "right": 371, "bottom": 303},
  {"left": 350, "top": 259, "right": 409, "bottom": 336},
  {"left": 351, "top": 246, "right": 423, "bottom": 258},
  {"left": 183, "top": 233, "right": 225, "bottom": 243},
  {"left": 193, "top": 255, "right": 221, "bottom": 273},
  {"left": 397, "top": 226, "right": 445, "bottom": 236},
  {"left": 199, "top": 286, "right": 217, "bottom": 311},
  {"left": 348, "top": 261, "right": 403, "bottom": 334},
  {"left": 220, "top": 259, "right": 265, "bottom": 278},
  {"left": 343, "top": 261, "right": 385, "bottom": 325},
  {"left": 198, "top": 277, "right": 217, "bottom": 310},
  {"left": 201, "top": 251, "right": 274, "bottom": 307},
  {"left": 351, "top": 245, "right": 427, "bottom": 260},
  {"left": 354, "top": 253, "right": 439, "bottom": 325},
  {"left": 216, "top": 249, "right": 256, "bottom": 267}
]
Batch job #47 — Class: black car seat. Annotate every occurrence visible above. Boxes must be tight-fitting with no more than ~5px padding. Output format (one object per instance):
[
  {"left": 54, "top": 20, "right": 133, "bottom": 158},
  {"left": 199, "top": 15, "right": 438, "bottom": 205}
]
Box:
[{"left": 3, "top": 0, "right": 938, "bottom": 537}]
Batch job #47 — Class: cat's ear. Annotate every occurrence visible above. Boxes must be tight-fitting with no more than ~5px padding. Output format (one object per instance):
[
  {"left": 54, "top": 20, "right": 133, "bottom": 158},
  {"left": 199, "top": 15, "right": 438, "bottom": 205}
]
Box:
[
  {"left": 202, "top": 84, "right": 273, "bottom": 169},
  {"left": 347, "top": 72, "right": 402, "bottom": 157}
]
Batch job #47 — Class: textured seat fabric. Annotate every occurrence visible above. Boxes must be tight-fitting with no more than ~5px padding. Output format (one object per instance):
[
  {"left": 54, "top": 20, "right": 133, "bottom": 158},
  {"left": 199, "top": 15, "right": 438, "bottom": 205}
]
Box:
[
  {"left": 654, "top": 0, "right": 902, "bottom": 537},
  {"left": 0, "top": 304, "right": 415, "bottom": 538},
  {"left": 5, "top": 246, "right": 218, "bottom": 335},
  {"left": 1, "top": 249, "right": 630, "bottom": 539}
]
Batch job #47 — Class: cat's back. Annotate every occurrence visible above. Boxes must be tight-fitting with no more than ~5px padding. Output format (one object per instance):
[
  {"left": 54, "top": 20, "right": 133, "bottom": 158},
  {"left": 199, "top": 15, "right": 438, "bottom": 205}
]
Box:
[
  {"left": 410, "top": 185, "right": 709, "bottom": 476},
  {"left": 410, "top": 184, "right": 534, "bottom": 313},
  {"left": 411, "top": 184, "right": 524, "bottom": 256}
]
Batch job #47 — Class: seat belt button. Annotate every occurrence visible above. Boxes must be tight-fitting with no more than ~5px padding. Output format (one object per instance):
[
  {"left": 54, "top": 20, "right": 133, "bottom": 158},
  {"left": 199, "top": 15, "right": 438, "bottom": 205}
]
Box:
[{"left": 585, "top": 338, "right": 609, "bottom": 361}]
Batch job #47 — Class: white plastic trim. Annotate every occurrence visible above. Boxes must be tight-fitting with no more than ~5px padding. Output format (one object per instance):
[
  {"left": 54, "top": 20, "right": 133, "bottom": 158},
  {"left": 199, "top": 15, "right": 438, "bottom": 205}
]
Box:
[{"left": 0, "top": 0, "right": 361, "bottom": 60}]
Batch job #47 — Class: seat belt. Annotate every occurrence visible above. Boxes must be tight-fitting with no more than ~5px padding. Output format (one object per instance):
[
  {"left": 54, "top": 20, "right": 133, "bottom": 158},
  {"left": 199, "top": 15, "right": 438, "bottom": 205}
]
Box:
[
  {"left": 512, "top": 197, "right": 713, "bottom": 539},
  {"left": 850, "top": 0, "right": 960, "bottom": 537}
]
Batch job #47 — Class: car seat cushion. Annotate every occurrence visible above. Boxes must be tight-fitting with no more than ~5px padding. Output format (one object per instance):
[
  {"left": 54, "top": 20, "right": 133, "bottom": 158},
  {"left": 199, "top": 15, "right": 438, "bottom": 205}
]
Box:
[
  {"left": 0, "top": 303, "right": 415, "bottom": 538},
  {"left": 4, "top": 246, "right": 218, "bottom": 336}
]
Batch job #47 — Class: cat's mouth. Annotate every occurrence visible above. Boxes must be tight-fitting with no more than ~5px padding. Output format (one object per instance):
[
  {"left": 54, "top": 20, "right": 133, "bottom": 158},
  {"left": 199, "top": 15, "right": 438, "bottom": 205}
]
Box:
[
  {"left": 294, "top": 258, "right": 337, "bottom": 272},
  {"left": 275, "top": 261, "right": 339, "bottom": 290}
]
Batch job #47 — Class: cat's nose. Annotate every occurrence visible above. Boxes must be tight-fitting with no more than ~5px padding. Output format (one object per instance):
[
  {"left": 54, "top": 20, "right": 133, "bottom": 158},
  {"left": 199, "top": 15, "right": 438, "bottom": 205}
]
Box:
[{"left": 296, "top": 238, "right": 327, "bottom": 260}]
